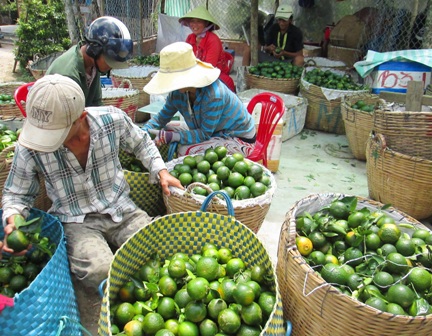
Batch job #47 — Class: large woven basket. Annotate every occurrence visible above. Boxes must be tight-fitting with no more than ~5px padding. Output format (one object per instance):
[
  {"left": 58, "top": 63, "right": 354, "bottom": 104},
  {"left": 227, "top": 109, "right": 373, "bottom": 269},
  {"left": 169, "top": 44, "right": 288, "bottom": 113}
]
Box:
[
  {"left": 373, "top": 107, "right": 432, "bottom": 160},
  {"left": 366, "top": 132, "right": 432, "bottom": 220},
  {"left": 27, "top": 51, "right": 66, "bottom": 80},
  {"left": 111, "top": 66, "right": 159, "bottom": 122},
  {"left": 102, "top": 79, "right": 139, "bottom": 122},
  {"left": 0, "top": 82, "right": 26, "bottom": 120},
  {"left": 0, "top": 145, "right": 52, "bottom": 211},
  {"left": 0, "top": 208, "right": 81, "bottom": 335},
  {"left": 163, "top": 156, "right": 276, "bottom": 233},
  {"left": 246, "top": 72, "right": 300, "bottom": 95},
  {"left": 276, "top": 192, "right": 432, "bottom": 336},
  {"left": 300, "top": 68, "right": 369, "bottom": 134},
  {"left": 327, "top": 44, "right": 362, "bottom": 68},
  {"left": 341, "top": 93, "right": 380, "bottom": 160},
  {"left": 98, "top": 192, "right": 286, "bottom": 335}
]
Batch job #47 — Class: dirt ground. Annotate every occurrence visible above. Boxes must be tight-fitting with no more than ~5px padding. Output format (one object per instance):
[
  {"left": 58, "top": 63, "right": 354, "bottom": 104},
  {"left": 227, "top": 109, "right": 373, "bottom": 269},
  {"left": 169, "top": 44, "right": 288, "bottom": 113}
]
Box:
[
  {"left": 0, "top": 43, "right": 101, "bottom": 336},
  {"left": 0, "top": 43, "right": 22, "bottom": 83}
]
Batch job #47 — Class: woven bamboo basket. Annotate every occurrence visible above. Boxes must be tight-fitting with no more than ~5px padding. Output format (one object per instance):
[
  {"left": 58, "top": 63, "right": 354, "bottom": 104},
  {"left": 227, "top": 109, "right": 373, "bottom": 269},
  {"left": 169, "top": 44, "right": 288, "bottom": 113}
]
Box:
[
  {"left": 102, "top": 79, "right": 139, "bottom": 122},
  {"left": 111, "top": 66, "right": 159, "bottom": 122},
  {"left": 27, "top": 51, "right": 66, "bottom": 80},
  {"left": 99, "top": 192, "right": 286, "bottom": 335},
  {"left": 341, "top": 93, "right": 380, "bottom": 160},
  {"left": 163, "top": 156, "right": 277, "bottom": 233},
  {"left": 302, "top": 45, "right": 321, "bottom": 57},
  {"left": 276, "top": 192, "right": 432, "bottom": 336},
  {"left": 246, "top": 72, "right": 300, "bottom": 95},
  {"left": 327, "top": 44, "right": 362, "bottom": 68},
  {"left": 304, "top": 57, "right": 348, "bottom": 71},
  {"left": 0, "top": 82, "right": 26, "bottom": 120},
  {"left": 0, "top": 146, "right": 52, "bottom": 211},
  {"left": 366, "top": 132, "right": 432, "bottom": 220},
  {"left": 300, "top": 68, "right": 369, "bottom": 134},
  {"left": 373, "top": 108, "right": 432, "bottom": 160}
]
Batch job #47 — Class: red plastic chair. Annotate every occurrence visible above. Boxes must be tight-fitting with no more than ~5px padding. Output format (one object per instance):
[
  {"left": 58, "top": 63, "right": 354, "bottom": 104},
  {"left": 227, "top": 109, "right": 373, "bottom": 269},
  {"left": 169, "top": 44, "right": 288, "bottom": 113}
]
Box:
[
  {"left": 14, "top": 82, "right": 35, "bottom": 117},
  {"left": 246, "top": 92, "right": 285, "bottom": 168}
]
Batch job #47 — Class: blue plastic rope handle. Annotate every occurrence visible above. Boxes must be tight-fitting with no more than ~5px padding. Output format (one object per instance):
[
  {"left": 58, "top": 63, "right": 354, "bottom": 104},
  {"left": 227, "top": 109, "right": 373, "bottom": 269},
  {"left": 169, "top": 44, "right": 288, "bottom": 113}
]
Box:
[
  {"left": 286, "top": 320, "right": 293, "bottom": 336},
  {"left": 167, "top": 142, "right": 178, "bottom": 161},
  {"left": 200, "top": 191, "right": 235, "bottom": 217},
  {"left": 98, "top": 278, "right": 107, "bottom": 298}
]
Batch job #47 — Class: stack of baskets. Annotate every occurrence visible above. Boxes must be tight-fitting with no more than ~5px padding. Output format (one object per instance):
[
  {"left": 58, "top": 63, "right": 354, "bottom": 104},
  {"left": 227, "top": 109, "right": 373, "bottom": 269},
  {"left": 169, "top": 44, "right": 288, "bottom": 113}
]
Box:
[
  {"left": 327, "top": 44, "right": 362, "bottom": 68},
  {"left": 27, "top": 51, "right": 65, "bottom": 80},
  {"left": 0, "top": 82, "right": 26, "bottom": 120},
  {"left": 341, "top": 92, "right": 380, "bottom": 160},
  {"left": 366, "top": 94, "right": 432, "bottom": 219},
  {"left": 111, "top": 65, "right": 159, "bottom": 122},
  {"left": 277, "top": 193, "right": 432, "bottom": 336},
  {"left": 300, "top": 67, "right": 369, "bottom": 134},
  {"left": 163, "top": 156, "right": 277, "bottom": 233},
  {"left": 102, "top": 79, "right": 139, "bottom": 122}
]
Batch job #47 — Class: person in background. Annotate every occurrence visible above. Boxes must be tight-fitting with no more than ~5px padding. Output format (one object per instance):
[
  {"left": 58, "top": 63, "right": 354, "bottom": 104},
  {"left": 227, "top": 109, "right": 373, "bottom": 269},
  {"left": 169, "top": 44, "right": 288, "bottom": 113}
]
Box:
[
  {"left": 1, "top": 74, "right": 182, "bottom": 291},
  {"left": 46, "top": 16, "right": 133, "bottom": 107},
  {"left": 142, "top": 42, "right": 256, "bottom": 157},
  {"left": 259, "top": 5, "right": 304, "bottom": 66},
  {"left": 179, "top": 5, "right": 236, "bottom": 92}
]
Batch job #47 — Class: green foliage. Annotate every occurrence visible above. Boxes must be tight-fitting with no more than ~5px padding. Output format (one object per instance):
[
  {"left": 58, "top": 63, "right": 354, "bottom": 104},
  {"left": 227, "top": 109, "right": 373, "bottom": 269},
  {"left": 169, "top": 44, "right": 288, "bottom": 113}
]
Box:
[{"left": 14, "top": 0, "right": 71, "bottom": 69}]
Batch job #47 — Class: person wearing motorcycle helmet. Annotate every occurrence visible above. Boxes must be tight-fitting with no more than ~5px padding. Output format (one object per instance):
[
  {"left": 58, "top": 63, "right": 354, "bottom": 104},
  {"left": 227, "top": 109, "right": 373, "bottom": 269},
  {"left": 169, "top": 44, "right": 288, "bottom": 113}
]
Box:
[{"left": 46, "top": 16, "right": 133, "bottom": 107}]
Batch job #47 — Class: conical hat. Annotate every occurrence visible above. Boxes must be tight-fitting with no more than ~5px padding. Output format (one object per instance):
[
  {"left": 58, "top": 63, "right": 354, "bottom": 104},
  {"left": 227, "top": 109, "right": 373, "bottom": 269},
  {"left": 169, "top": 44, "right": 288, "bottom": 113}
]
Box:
[{"left": 179, "top": 6, "right": 220, "bottom": 30}]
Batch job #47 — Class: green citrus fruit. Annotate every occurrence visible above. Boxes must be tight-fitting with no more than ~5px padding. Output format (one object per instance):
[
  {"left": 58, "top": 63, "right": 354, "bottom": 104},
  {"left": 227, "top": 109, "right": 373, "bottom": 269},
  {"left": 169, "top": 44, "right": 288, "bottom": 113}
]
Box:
[
  {"left": 6, "top": 230, "right": 30, "bottom": 252},
  {"left": 386, "top": 284, "right": 416, "bottom": 308},
  {"left": 218, "top": 308, "right": 241, "bottom": 334}
]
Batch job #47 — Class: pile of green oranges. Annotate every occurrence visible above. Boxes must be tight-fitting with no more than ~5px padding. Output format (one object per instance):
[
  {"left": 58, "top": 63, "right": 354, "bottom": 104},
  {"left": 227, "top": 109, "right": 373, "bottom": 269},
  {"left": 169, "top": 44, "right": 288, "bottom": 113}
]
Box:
[
  {"left": 295, "top": 196, "right": 432, "bottom": 317},
  {"left": 248, "top": 61, "right": 303, "bottom": 80},
  {"left": 0, "top": 217, "right": 55, "bottom": 298},
  {"left": 110, "top": 243, "right": 277, "bottom": 336},
  {"left": 0, "top": 93, "right": 14, "bottom": 105},
  {"left": 350, "top": 100, "right": 375, "bottom": 113},
  {"left": 169, "top": 146, "right": 271, "bottom": 200},
  {"left": 303, "top": 68, "right": 366, "bottom": 91}
]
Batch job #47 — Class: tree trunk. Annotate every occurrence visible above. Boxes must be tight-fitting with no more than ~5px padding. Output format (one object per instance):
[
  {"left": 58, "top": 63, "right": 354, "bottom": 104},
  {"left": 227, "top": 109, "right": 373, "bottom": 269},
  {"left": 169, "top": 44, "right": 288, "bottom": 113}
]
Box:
[
  {"left": 62, "top": 0, "right": 81, "bottom": 44},
  {"left": 250, "top": 0, "right": 259, "bottom": 65}
]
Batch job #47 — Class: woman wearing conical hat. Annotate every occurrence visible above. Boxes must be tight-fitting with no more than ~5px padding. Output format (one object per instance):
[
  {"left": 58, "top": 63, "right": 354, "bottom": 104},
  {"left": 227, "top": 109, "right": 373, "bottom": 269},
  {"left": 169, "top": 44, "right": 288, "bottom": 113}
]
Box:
[{"left": 179, "top": 6, "right": 236, "bottom": 93}]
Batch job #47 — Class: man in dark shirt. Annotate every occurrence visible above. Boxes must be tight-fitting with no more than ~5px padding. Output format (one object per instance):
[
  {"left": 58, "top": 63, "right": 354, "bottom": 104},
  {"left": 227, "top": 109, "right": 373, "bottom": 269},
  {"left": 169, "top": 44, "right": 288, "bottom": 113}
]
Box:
[{"left": 259, "top": 5, "right": 304, "bottom": 66}]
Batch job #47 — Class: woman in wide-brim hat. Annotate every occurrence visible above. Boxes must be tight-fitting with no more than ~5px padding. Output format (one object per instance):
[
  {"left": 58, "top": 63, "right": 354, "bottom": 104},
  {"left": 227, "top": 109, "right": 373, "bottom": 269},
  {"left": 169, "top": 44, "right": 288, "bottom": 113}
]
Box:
[
  {"left": 142, "top": 42, "right": 256, "bottom": 157},
  {"left": 179, "top": 5, "right": 236, "bottom": 93}
]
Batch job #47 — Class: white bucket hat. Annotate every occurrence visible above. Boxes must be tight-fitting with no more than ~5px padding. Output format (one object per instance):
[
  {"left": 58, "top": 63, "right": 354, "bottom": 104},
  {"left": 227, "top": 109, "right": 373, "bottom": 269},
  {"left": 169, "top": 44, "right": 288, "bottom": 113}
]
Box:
[
  {"left": 143, "top": 42, "right": 221, "bottom": 95},
  {"left": 19, "top": 74, "right": 85, "bottom": 152}
]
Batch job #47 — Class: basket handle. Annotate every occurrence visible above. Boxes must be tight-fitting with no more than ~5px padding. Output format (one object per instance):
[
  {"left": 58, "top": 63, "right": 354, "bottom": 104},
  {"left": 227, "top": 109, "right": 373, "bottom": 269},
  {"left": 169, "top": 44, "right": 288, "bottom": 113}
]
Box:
[
  {"left": 98, "top": 278, "right": 107, "bottom": 298},
  {"left": 147, "top": 70, "right": 158, "bottom": 79},
  {"left": 167, "top": 142, "right": 178, "bottom": 162},
  {"left": 118, "top": 78, "right": 134, "bottom": 89},
  {"left": 286, "top": 321, "right": 292, "bottom": 336},
  {"left": 371, "top": 132, "right": 387, "bottom": 150},
  {"left": 200, "top": 191, "right": 235, "bottom": 216},
  {"left": 305, "top": 59, "right": 317, "bottom": 67},
  {"left": 185, "top": 182, "right": 214, "bottom": 195}
]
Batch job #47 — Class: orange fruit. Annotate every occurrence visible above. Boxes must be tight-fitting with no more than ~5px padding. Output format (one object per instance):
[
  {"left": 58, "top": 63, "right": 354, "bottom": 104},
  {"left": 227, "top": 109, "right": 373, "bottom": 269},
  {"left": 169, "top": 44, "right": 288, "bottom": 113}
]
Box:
[{"left": 296, "top": 236, "right": 313, "bottom": 256}]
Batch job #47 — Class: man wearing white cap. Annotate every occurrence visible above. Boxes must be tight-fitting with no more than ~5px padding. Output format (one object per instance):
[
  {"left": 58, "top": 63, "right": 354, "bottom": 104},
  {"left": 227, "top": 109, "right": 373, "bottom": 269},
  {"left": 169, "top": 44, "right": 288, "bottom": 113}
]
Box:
[
  {"left": 260, "top": 5, "right": 304, "bottom": 66},
  {"left": 142, "top": 42, "right": 256, "bottom": 157},
  {"left": 1, "top": 74, "right": 182, "bottom": 290}
]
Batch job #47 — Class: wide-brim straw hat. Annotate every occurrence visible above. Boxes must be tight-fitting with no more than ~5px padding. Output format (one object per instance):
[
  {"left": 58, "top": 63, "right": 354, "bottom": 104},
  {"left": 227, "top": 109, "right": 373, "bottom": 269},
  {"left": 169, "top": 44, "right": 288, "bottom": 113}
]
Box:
[
  {"left": 179, "top": 5, "right": 220, "bottom": 30},
  {"left": 143, "top": 42, "right": 221, "bottom": 95}
]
